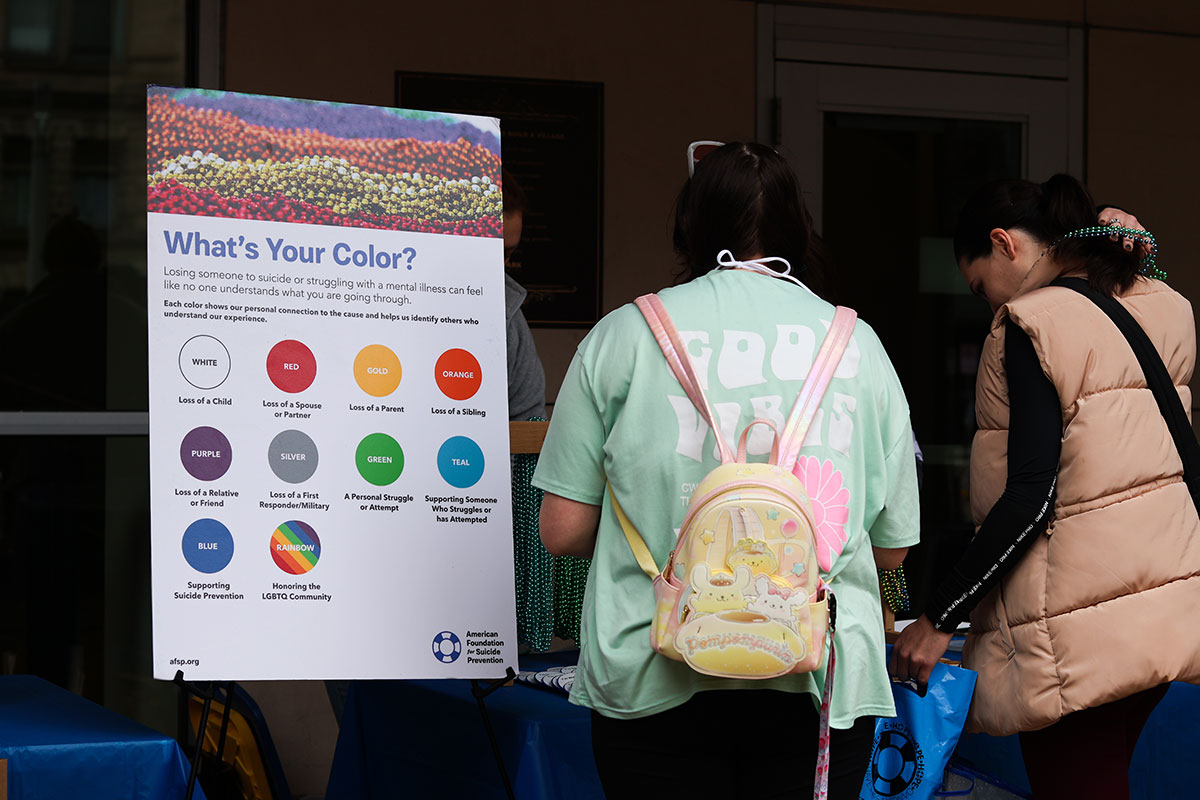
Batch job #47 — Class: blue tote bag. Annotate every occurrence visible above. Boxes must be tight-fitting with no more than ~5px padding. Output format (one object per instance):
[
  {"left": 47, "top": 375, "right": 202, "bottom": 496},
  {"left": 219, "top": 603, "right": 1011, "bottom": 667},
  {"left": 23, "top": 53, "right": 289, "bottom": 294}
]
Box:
[{"left": 860, "top": 647, "right": 977, "bottom": 800}]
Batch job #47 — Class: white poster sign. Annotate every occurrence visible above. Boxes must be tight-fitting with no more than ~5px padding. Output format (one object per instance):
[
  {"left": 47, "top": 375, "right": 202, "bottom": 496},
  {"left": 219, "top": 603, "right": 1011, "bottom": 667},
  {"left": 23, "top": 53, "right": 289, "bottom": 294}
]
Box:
[{"left": 147, "top": 87, "right": 516, "bottom": 680}]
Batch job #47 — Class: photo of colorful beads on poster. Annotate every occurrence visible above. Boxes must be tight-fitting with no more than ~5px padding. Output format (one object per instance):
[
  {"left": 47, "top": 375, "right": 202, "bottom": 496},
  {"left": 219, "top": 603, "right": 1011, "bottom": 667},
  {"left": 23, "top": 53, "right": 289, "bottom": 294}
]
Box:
[{"left": 147, "top": 87, "right": 517, "bottom": 681}]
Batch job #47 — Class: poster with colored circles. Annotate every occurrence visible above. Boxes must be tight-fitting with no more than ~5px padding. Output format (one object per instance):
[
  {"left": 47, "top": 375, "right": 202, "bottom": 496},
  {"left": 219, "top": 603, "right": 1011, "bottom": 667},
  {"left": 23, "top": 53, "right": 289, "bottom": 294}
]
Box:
[{"left": 147, "top": 87, "right": 518, "bottom": 681}]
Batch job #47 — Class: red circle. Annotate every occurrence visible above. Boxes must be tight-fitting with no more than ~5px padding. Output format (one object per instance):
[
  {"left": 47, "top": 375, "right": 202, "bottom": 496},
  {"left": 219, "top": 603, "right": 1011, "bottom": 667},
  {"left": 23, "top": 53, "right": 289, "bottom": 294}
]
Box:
[
  {"left": 267, "top": 340, "right": 317, "bottom": 393},
  {"left": 435, "top": 349, "right": 483, "bottom": 401}
]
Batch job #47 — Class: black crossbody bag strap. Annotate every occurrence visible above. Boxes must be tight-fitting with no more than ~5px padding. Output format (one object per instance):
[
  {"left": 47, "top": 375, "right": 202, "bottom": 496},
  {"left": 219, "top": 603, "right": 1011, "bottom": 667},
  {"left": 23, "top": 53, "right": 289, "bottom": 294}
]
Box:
[{"left": 1052, "top": 276, "right": 1200, "bottom": 512}]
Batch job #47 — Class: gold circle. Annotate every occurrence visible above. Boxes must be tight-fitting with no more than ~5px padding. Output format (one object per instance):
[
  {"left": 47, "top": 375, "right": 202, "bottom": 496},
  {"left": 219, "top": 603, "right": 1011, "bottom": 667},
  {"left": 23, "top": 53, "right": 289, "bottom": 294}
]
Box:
[{"left": 353, "top": 344, "right": 402, "bottom": 397}]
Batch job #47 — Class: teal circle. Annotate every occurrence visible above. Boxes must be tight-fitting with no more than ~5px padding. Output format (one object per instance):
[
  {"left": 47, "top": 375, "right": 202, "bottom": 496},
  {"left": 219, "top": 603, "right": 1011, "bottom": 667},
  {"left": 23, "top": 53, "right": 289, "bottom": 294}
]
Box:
[{"left": 437, "top": 436, "right": 484, "bottom": 488}]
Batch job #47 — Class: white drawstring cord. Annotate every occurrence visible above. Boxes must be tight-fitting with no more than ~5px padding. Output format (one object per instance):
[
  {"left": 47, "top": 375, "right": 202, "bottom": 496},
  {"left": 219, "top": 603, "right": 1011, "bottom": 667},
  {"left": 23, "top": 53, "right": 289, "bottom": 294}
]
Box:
[{"left": 715, "top": 249, "right": 820, "bottom": 299}]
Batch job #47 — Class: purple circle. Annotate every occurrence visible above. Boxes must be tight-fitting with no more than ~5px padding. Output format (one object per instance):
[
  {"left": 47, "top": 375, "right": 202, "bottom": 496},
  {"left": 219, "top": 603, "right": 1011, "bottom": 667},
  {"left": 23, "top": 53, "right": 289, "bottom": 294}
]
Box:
[{"left": 180, "top": 426, "right": 233, "bottom": 481}]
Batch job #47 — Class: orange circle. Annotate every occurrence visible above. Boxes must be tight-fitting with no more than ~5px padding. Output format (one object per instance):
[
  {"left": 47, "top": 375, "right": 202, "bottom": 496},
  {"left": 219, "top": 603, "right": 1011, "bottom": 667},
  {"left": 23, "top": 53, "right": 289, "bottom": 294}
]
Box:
[
  {"left": 434, "top": 349, "right": 482, "bottom": 401},
  {"left": 354, "top": 344, "right": 402, "bottom": 397}
]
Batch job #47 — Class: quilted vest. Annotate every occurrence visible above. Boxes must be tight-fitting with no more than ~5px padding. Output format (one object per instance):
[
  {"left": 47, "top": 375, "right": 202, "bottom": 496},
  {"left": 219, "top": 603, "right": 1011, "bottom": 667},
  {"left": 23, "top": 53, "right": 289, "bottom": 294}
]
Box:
[{"left": 963, "top": 276, "right": 1200, "bottom": 735}]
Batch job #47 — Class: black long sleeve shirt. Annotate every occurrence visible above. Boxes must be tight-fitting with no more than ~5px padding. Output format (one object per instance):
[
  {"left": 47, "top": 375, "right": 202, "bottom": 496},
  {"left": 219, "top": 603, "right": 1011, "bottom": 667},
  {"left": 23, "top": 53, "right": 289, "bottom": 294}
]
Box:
[{"left": 924, "top": 320, "right": 1063, "bottom": 632}]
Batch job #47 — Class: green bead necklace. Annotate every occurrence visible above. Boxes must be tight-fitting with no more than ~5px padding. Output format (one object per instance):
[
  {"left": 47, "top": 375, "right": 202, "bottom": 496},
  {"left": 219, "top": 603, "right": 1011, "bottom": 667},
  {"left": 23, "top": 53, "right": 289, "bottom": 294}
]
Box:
[
  {"left": 878, "top": 564, "right": 911, "bottom": 614},
  {"left": 512, "top": 420, "right": 591, "bottom": 651},
  {"left": 1060, "top": 225, "right": 1166, "bottom": 281}
]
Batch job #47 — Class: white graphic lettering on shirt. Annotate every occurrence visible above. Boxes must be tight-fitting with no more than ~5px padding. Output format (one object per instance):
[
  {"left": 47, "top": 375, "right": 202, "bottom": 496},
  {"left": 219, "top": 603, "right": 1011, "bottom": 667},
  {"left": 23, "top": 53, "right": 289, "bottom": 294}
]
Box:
[
  {"left": 680, "top": 331, "right": 713, "bottom": 391},
  {"left": 717, "top": 330, "right": 768, "bottom": 388},
  {"left": 748, "top": 395, "right": 786, "bottom": 453},
  {"left": 805, "top": 409, "right": 825, "bottom": 447},
  {"left": 713, "top": 402, "right": 742, "bottom": 460},
  {"left": 670, "top": 325, "right": 859, "bottom": 467},
  {"left": 668, "top": 395, "right": 710, "bottom": 463},
  {"left": 771, "top": 324, "right": 817, "bottom": 378},
  {"left": 833, "top": 330, "right": 861, "bottom": 379},
  {"left": 826, "top": 393, "right": 857, "bottom": 455}
]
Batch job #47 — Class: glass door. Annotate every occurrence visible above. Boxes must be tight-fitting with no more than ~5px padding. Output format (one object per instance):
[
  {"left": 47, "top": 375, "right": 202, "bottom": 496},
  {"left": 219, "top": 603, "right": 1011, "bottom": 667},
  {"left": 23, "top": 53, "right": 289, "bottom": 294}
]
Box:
[
  {"left": 775, "top": 60, "right": 1075, "bottom": 613},
  {"left": 0, "top": 0, "right": 188, "bottom": 733}
]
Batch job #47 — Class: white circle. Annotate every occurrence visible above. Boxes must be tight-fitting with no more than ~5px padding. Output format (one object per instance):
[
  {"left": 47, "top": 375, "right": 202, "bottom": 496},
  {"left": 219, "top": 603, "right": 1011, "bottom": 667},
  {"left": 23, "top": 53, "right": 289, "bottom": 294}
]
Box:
[
  {"left": 179, "top": 335, "right": 232, "bottom": 390},
  {"left": 438, "top": 639, "right": 455, "bottom": 656}
]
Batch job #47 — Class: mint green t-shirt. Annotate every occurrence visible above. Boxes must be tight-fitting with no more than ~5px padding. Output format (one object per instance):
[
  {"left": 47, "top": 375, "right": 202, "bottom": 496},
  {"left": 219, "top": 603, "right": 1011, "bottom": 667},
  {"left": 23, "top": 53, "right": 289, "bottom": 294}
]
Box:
[{"left": 532, "top": 269, "right": 919, "bottom": 727}]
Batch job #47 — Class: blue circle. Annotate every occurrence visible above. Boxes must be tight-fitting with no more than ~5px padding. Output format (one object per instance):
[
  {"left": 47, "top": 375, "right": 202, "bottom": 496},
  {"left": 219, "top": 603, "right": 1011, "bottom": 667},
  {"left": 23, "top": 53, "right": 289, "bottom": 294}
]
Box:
[
  {"left": 432, "top": 631, "right": 462, "bottom": 663},
  {"left": 871, "top": 729, "right": 920, "bottom": 796},
  {"left": 437, "top": 436, "right": 485, "bottom": 488},
  {"left": 876, "top": 746, "right": 904, "bottom": 780},
  {"left": 182, "top": 518, "right": 235, "bottom": 573}
]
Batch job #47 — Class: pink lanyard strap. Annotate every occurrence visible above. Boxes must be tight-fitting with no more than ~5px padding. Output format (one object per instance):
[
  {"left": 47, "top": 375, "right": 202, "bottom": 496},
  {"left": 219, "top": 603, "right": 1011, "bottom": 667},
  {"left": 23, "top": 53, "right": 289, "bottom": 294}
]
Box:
[
  {"left": 814, "top": 632, "right": 837, "bottom": 800},
  {"left": 777, "top": 307, "right": 857, "bottom": 471},
  {"left": 635, "top": 294, "right": 735, "bottom": 464}
]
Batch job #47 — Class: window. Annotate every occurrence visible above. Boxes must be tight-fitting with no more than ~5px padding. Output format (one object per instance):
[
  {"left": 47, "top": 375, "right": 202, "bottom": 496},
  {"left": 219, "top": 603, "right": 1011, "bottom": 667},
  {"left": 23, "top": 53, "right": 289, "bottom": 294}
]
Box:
[{"left": 6, "top": 0, "right": 58, "bottom": 56}]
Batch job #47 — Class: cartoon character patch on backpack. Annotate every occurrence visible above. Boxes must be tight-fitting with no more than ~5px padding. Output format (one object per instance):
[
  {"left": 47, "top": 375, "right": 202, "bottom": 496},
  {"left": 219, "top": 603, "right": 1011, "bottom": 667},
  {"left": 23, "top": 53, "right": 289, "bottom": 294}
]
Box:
[
  {"left": 657, "top": 457, "right": 826, "bottom": 678},
  {"left": 609, "top": 293, "right": 857, "bottom": 680}
]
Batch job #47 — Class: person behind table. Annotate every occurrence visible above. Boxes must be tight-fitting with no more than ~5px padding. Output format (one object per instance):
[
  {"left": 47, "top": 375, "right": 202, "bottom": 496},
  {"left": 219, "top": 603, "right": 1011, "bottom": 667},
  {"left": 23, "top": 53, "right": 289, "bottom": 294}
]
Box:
[
  {"left": 533, "top": 142, "right": 920, "bottom": 798},
  {"left": 501, "top": 168, "right": 546, "bottom": 421},
  {"left": 892, "top": 175, "right": 1200, "bottom": 799}
]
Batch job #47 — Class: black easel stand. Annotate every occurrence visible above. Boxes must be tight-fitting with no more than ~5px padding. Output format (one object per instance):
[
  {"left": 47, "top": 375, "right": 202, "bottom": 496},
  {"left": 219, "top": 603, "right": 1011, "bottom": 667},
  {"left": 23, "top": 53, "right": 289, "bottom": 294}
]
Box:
[
  {"left": 470, "top": 667, "right": 518, "bottom": 800},
  {"left": 174, "top": 670, "right": 237, "bottom": 800}
]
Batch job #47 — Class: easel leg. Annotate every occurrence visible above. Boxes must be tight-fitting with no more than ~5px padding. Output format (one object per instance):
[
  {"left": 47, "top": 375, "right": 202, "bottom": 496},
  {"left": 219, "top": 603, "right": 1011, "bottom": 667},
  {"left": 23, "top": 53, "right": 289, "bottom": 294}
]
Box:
[
  {"left": 186, "top": 693, "right": 212, "bottom": 800},
  {"left": 471, "top": 668, "right": 518, "bottom": 800},
  {"left": 175, "top": 671, "right": 239, "bottom": 800},
  {"left": 216, "top": 681, "right": 235, "bottom": 759}
]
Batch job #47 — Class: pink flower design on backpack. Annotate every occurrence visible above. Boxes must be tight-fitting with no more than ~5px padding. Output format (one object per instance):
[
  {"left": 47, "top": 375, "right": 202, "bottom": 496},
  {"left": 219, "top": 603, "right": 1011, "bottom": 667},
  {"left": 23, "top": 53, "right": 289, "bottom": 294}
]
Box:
[{"left": 793, "top": 456, "right": 850, "bottom": 572}]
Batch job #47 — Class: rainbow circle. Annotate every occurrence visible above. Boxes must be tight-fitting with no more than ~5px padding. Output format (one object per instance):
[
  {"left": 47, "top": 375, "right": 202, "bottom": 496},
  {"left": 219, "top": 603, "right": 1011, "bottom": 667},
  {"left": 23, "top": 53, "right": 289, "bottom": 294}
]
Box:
[{"left": 270, "top": 520, "right": 321, "bottom": 574}]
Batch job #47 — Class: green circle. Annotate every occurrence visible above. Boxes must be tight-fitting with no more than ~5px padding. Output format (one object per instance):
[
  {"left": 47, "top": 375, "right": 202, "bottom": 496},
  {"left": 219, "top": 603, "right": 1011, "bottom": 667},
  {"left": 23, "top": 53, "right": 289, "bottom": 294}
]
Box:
[{"left": 355, "top": 433, "right": 404, "bottom": 486}]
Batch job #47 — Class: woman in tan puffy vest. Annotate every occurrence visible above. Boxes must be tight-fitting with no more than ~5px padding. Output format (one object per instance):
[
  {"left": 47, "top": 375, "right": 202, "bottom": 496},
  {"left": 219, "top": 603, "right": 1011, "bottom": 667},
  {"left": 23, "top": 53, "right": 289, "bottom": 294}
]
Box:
[{"left": 893, "top": 174, "right": 1200, "bottom": 799}]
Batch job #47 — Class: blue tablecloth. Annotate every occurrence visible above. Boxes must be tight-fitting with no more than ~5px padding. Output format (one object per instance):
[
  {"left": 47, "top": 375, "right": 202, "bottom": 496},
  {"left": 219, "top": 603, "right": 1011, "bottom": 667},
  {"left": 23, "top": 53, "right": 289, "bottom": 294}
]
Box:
[
  {"left": 0, "top": 675, "right": 203, "bottom": 800},
  {"left": 326, "top": 651, "right": 602, "bottom": 800},
  {"left": 325, "top": 646, "right": 1200, "bottom": 800}
]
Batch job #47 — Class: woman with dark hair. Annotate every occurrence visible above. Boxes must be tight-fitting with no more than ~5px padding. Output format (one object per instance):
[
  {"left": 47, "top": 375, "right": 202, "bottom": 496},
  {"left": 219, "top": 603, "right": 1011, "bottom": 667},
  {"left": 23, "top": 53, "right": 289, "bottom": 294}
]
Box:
[
  {"left": 533, "top": 142, "right": 920, "bottom": 797},
  {"left": 893, "top": 174, "right": 1200, "bottom": 799}
]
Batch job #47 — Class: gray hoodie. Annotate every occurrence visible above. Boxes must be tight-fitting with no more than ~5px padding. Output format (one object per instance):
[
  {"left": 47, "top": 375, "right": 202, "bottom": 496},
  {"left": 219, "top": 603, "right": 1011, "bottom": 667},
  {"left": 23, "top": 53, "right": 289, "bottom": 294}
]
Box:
[{"left": 505, "top": 274, "right": 546, "bottom": 421}]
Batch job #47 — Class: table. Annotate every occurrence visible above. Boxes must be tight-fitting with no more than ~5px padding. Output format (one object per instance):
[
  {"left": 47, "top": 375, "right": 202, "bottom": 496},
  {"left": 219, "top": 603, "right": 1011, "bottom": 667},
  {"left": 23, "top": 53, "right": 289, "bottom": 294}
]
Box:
[
  {"left": 326, "top": 652, "right": 1200, "bottom": 798},
  {"left": 0, "top": 675, "right": 203, "bottom": 800},
  {"left": 326, "top": 651, "right": 603, "bottom": 799}
]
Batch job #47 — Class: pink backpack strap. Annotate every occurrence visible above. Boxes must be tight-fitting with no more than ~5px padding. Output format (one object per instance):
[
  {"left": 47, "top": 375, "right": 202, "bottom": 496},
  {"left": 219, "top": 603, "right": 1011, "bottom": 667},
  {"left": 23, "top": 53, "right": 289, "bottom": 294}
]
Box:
[
  {"left": 635, "top": 294, "right": 735, "bottom": 464},
  {"left": 776, "top": 307, "right": 857, "bottom": 471}
]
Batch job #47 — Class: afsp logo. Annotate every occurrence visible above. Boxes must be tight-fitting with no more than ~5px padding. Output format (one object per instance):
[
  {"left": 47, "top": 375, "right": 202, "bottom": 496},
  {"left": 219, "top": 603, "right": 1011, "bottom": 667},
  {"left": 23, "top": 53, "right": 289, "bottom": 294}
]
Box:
[
  {"left": 432, "top": 631, "right": 461, "bottom": 663},
  {"left": 868, "top": 724, "right": 924, "bottom": 798}
]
